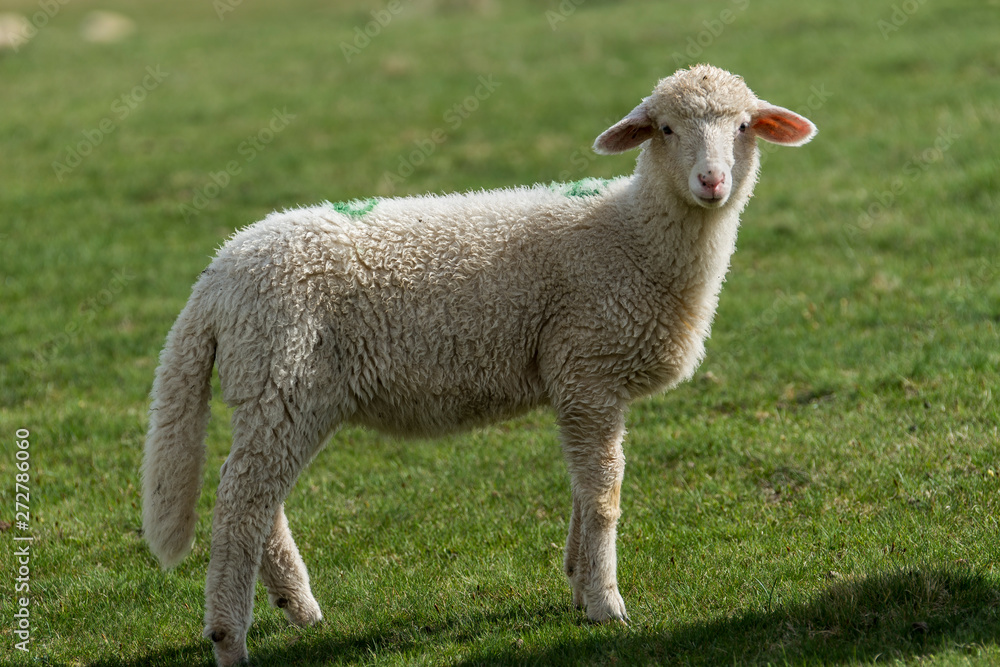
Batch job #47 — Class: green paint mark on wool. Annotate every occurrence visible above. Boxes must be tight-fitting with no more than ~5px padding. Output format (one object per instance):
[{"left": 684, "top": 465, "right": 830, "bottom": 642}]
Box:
[
  {"left": 548, "top": 177, "right": 613, "bottom": 198},
  {"left": 328, "top": 198, "right": 378, "bottom": 219}
]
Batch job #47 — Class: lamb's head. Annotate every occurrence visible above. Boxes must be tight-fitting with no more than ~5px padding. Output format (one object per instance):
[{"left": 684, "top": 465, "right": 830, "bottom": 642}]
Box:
[{"left": 594, "top": 64, "right": 816, "bottom": 210}]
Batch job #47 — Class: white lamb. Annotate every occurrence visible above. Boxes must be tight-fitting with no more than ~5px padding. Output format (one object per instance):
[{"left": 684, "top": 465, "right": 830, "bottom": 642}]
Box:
[{"left": 142, "top": 64, "right": 816, "bottom": 666}]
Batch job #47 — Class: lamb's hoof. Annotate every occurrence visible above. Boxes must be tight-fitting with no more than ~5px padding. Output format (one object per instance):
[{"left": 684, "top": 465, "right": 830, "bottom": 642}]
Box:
[
  {"left": 585, "top": 588, "right": 629, "bottom": 625},
  {"left": 204, "top": 626, "right": 249, "bottom": 667},
  {"left": 270, "top": 591, "right": 323, "bottom": 627}
]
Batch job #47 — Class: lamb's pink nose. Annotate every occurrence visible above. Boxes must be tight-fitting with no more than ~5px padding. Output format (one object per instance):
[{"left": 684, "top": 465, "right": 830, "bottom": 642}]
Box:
[{"left": 698, "top": 171, "right": 726, "bottom": 197}]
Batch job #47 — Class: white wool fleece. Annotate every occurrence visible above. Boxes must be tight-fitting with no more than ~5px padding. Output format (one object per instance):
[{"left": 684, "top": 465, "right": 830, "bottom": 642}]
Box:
[{"left": 206, "top": 176, "right": 726, "bottom": 433}]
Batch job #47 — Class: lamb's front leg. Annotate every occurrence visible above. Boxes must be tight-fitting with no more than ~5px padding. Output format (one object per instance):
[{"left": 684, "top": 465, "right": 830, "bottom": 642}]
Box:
[
  {"left": 559, "top": 406, "right": 628, "bottom": 623},
  {"left": 564, "top": 492, "right": 585, "bottom": 609}
]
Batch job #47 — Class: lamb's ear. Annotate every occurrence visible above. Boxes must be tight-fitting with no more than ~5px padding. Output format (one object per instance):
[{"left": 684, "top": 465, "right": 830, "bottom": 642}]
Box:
[
  {"left": 593, "top": 99, "right": 657, "bottom": 155},
  {"left": 751, "top": 103, "right": 817, "bottom": 146}
]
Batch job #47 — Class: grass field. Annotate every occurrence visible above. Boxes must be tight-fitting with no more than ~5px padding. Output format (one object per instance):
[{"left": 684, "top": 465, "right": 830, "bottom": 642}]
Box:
[{"left": 1, "top": 0, "right": 998, "bottom": 664}]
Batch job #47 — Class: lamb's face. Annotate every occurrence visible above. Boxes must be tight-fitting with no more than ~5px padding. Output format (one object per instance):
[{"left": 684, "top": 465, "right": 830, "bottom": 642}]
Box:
[
  {"left": 593, "top": 65, "right": 817, "bottom": 211},
  {"left": 644, "top": 105, "right": 758, "bottom": 209}
]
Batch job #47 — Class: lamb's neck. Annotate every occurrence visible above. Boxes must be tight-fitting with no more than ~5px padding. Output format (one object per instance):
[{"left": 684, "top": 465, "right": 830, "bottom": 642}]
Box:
[
  {"left": 633, "top": 179, "right": 740, "bottom": 271},
  {"left": 619, "top": 174, "right": 746, "bottom": 335}
]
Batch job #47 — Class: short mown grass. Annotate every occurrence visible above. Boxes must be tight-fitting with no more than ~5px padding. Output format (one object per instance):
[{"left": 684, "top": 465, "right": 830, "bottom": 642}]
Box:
[{"left": 1, "top": 0, "right": 998, "bottom": 664}]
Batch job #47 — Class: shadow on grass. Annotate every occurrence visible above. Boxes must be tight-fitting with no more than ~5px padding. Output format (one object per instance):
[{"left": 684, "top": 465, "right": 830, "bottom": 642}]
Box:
[
  {"left": 466, "top": 567, "right": 1000, "bottom": 666},
  {"left": 97, "top": 566, "right": 999, "bottom": 666}
]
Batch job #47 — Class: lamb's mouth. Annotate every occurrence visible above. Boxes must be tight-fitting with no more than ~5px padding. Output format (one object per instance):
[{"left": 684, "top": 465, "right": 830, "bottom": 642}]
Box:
[{"left": 693, "top": 193, "right": 728, "bottom": 208}]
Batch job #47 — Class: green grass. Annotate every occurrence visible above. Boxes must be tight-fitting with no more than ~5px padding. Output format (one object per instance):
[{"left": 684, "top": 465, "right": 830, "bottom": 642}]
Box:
[{"left": 1, "top": 0, "right": 998, "bottom": 664}]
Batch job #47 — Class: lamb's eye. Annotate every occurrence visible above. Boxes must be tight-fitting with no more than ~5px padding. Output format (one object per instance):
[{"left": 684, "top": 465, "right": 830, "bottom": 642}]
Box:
[
  {"left": 738, "top": 122, "right": 749, "bottom": 133},
  {"left": 661, "top": 125, "right": 673, "bottom": 135}
]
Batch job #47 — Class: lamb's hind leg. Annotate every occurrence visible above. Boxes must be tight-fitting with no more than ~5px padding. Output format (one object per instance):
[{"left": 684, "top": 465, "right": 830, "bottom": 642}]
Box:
[
  {"left": 203, "top": 395, "right": 322, "bottom": 666},
  {"left": 259, "top": 504, "right": 322, "bottom": 627},
  {"left": 559, "top": 405, "right": 628, "bottom": 623}
]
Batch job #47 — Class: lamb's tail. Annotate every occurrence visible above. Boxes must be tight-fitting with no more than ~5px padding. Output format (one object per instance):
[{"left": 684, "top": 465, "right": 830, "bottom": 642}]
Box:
[{"left": 141, "top": 297, "right": 216, "bottom": 569}]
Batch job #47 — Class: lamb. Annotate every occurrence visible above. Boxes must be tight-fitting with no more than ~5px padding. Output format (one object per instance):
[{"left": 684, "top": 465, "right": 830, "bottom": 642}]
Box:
[{"left": 142, "top": 64, "right": 816, "bottom": 666}]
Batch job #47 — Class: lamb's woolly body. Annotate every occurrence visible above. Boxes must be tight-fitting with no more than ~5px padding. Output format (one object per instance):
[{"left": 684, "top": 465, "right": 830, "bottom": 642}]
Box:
[
  {"left": 204, "top": 178, "right": 734, "bottom": 435},
  {"left": 141, "top": 64, "right": 816, "bottom": 667}
]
